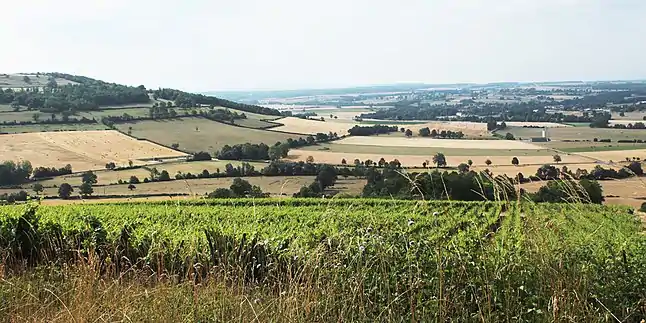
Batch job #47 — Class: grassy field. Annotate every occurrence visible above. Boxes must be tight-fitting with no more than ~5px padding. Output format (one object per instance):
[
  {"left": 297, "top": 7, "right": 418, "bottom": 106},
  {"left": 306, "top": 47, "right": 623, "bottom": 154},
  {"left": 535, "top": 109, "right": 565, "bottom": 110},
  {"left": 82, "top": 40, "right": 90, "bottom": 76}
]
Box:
[
  {"left": 0, "top": 111, "right": 42, "bottom": 122},
  {"left": 507, "top": 126, "right": 646, "bottom": 141},
  {"left": 0, "top": 123, "right": 109, "bottom": 134},
  {"left": 0, "top": 74, "right": 76, "bottom": 88},
  {"left": 115, "top": 117, "right": 302, "bottom": 153},
  {"left": 544, "top": 141, "right": 646, "bottom": 152},
  {"left": 0, "top": 200, "right": 643, "bottom": 321},
  {"left": 299, "top": 142, "right": 552, "bottom": 156},
  {"left": 0, "top": 130, "right": 187, "bottom": 172}
]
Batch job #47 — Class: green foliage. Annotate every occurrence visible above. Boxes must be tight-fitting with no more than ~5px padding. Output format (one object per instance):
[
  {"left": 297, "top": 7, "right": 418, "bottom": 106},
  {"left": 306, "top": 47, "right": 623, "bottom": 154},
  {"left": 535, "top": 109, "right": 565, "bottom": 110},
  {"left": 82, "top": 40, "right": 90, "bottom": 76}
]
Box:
[
  {"left": 532, "top": 179, "right": 604, "bottom": 204},
  {"left": 81, "top": 171, "right": 97, "bottom": 184},
  {"left": 432, "top": 152, "right": 446, "bottom": 167},
  {"left": 57, "top": 183, "right": 73, "bottom": 199},
  {"left": 79, "top": 182, "right": 93, "bottom": 197},
  {"left": 0, "top": 200, "right": 643, "bottom": 321}
]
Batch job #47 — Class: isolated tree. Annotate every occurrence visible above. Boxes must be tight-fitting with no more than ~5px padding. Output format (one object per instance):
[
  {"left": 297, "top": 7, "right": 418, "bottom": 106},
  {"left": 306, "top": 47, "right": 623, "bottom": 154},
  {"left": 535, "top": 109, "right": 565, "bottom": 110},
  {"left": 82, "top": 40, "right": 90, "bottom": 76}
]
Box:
[
  {"left": 129, "top": 176, "right": 140, "bottom": 184},
  {"left": 553, "top": 154, "right": 562, "bottom": 163},
  {"left": 432, "top": 153, "right": 447, "bottom": 168},
  {"left": 467, "top": 159, "right": 473, "bottom": 167},
  {"left": 33, "top": 183, "right": 44, "bottom": 195},
  {"left": 159, "top": 170, "right": 171, "bottom": 181},
  {"left": 457, "top": 163, "right": 470, "bottom": 174},
  {"left": 128, "top": 184, "right": 136, "bottom": 191},
  {"left": 230, "top": 178, "right": 253, "bottom": 196},
  {"left": 619, "top": 111, "right": 625, "bottom": 117},
  {"left": 11, "top": 101, "right": 20, "bottom": 111},
  {"left": 22, "top": 75, "right": 31, "bottom": 83},
  {"left": 354, "top": 159, "right": 361, "bottom": 166},
  {"left": 378, "top": 158, "right": 386, "bottom": 167},
  {"left": 171, "top": 143, "right": 180, "bottom": 149},
  {"left": 422, "top": 161, "right": 427, "bottom": 168},
  {"left": 128, "top": 160, "right": 134, "bottom": 168},
  {"left": 79, "top": 182, "right": 93, "bottom": 197},
  {"left": 511, "top": 157, "right": 519, "bottom": 166},
  {"left": 316, "top": 165, "right": 338, "bottom": 189},
  {"left": 485, "top": 159, "right": 492, "bottom": 166},
  {"left": 105, "top": 162, "right": 116, "bottom": 170},
  {"left": 306, "top": 156, "right": 315, "bottom": 164},
  {"left": 58, "top": 183, "right": 73, "bottom": 199},
  {"left": 405, "top": 129, "right": 413, "bottom": 137},
  {"left": 505, "top": 133, "right": 515, "bottom": 140},
  {"left": 81, "top": 171, "right": 98, "bottom": 184},
  {"left": 341, "top": 158, "right": 347, "bottom": 165},
  {"left": 32, "top": 113, "right": 40, "bottom": 122},
  {"left": 400, "top": 127, "right": 405, "bottom": 133}
]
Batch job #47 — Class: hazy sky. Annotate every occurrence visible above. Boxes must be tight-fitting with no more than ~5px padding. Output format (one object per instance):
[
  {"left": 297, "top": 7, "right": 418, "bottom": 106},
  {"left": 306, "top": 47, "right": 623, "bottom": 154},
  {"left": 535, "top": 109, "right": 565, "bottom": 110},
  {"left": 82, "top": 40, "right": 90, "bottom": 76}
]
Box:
[{"left": 2, "top": 0, "right": 645, "bottom": 91}]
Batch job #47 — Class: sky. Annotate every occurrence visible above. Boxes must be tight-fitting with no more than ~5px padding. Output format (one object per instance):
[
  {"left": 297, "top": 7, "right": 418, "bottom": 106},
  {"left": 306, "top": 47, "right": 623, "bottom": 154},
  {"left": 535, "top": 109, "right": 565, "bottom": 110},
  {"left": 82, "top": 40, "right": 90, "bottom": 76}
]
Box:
[{"left": 1, "top": 0, "right": 645, "bottom": 91}]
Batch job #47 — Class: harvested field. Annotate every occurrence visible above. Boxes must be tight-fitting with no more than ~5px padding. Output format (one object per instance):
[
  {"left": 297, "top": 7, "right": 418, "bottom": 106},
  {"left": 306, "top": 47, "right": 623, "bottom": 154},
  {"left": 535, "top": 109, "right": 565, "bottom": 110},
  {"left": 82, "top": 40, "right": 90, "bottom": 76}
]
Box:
[
  {"left": 271, "top": 117, "right": 357, "bottom": 135},
  {"left": 575, "top": 149, "right": 646, "bottom": 163},
  {"left": 0, "top": 130, "right": 187, "bottom": 172},
  {"left": 521, "top": 177, "right": 646, "bottom": 202},
  {"left": 3, "top": 176, "right": 365, "bottom": 199},
  {"left": 334, "top": 136, "right": 542, "bottom": 150},
  {"left": 543, "top": 141, "right": 646, "bottom": 152},
  {"left": 298, "top": 143, "right": 551, "bottom": 156},
  {"left": 506, "top": 126, "right": 646, "bottom": 141},
  {"left": 505, "top": 122, "right": 571, "bottom": 128},
  {"left": 611, "top": 111, "right": 646, "bottom": 120},
  {"left": 115, "top": 117, "right": 302, "bottom": 153},
  {"left": 287, "top": 149, "right": 590, "bottom": 167},
  {"left": 0, "top": 123, "right": 109, "bottom": 134}
]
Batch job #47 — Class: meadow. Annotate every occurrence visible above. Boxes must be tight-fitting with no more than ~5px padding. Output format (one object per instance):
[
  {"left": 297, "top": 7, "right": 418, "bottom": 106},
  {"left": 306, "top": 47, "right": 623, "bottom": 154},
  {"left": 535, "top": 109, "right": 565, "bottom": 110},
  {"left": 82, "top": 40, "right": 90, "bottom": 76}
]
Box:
[
  {"left": 0, "top": 123, "right": 109, "bottom": 134},
  {"left": 0, "top": 199, "right": 644, "bottom": 321},
  {"left": 506, "top": 126, "right": 646, "bottom": 142},
  {"left": 115, "top": 117, "right": 302, "bottom": 153}
]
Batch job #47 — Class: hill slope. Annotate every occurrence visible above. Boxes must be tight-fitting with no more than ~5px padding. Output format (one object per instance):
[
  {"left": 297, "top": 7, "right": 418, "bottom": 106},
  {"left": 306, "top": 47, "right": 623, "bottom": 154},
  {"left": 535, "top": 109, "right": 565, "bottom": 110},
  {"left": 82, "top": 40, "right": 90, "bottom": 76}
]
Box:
[{"left": 0, "top": 73, "right": 280, "bottom": 116}]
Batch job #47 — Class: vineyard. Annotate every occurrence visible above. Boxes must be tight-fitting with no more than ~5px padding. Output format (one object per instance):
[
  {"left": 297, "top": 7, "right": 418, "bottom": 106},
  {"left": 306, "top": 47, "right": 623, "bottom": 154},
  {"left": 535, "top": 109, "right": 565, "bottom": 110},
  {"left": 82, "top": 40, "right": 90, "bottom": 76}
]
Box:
[{"left": 0, "top": 199, "right": 645, "bottom": 321}]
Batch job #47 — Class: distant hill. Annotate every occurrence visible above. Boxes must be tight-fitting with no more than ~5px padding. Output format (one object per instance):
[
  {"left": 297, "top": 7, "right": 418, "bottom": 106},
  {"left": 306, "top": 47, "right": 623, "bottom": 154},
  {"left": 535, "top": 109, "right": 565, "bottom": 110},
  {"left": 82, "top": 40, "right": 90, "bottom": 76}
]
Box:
[{"left": 0, "top": 73, "right": 280, "bottom": 116}]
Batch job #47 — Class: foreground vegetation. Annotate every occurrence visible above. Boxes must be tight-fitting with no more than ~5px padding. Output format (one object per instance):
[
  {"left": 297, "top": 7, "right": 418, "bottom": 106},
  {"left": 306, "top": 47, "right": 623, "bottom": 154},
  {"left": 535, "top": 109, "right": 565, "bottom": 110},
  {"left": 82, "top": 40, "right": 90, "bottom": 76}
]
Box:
[{"left": 0, "top": 199, "right": 644, "bottom": 321}]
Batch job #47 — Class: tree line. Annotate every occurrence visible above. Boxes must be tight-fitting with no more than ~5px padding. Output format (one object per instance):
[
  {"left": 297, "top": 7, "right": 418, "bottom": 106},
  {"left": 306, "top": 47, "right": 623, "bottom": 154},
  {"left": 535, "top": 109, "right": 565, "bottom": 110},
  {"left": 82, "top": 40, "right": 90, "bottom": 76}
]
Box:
[
  {"left": 152, "top": 88, "right": 281, "bottom": 116},
  {"left": 216, "top": 133, "right": 338, "bottom": 161},
  {"left": 347, "top": 125, "right": 398, "bottom": 136}
]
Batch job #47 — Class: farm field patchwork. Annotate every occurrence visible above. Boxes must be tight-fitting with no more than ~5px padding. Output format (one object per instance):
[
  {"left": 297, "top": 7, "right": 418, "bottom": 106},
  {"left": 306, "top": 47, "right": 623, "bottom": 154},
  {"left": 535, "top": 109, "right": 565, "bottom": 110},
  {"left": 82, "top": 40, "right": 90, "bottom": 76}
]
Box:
[
  {"left": 114, "top": 117, "right": 302, "bottom": 153},
  {"left": 576, "top": 148, "right": 646, "bottom": 163},
  {"left": 333, "top": 136, "right": 542, "bottom": 149},
  {"left": 543, "top": 141, "right": 646, "bottom": 152},
  {"left": 0, "top": 130, "right": 187, "bottom": 172}
]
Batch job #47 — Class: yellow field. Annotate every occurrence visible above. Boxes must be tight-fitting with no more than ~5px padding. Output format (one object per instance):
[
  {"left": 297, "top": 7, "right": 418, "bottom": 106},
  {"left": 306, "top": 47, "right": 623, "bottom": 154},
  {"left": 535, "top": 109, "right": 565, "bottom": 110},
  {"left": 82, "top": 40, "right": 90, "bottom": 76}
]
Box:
[
  {"left": 333, "top": 136, "right": 543, "bottom": 150},
  {"left": 287, "top": 149, "right": 591, "bottom": 167},
  {"left": 0, "top": 130, "right": 187, "bottom": 172},
  {"left": 272, "top": 117, "right": 357, "bottom": 135},
  {"left": 505, "top": 122, "right": 571, "bottom": 128},
  {"left": 576, "top": 149, "right": 646, "bottom": 163}
]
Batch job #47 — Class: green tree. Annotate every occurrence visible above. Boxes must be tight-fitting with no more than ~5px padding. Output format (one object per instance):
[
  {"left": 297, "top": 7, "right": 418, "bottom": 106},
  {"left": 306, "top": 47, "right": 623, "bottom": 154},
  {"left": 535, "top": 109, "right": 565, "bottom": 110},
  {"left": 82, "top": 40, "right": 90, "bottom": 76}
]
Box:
[
  {"left": 511, "top": 157, "right": 519, "bottom": 166},
  {"left": 432, "top": 153, "right": 446, "bottom": 168},
  {"left": 341, "top": 158, "right": 347, "bottom": 165},
  {"left": 467, "top": 159, "right": 473, "bottom": 167},
  {"left": 33, "top": 183, "right": 44, "bottom": 195},
  {"left": 316, "top": 165, "right": 338, "bottom": 189},
  {"left": 208, "top": 188, "right": 234, "bottom": 198},
  {"left": 505, "top": 132, "right": 515, "bottom": 140},
  {"left": 81, "top": 171, "right": 97, "bottom": 184},
  {"left": 58, "top": 183, "right": 73, "bottom": 199},
  {"left": 171, "top": 143, "right": 180, "bottom": 149},
  {"left": 485, "top": 159, "right": 492, "bottom": 166},
  {"left": 79, "top": 182, "right": 93, "bottom": 196},
  {"left": 129, "top": 176, "right": 140, "bottom": 184},
  {"left": 32, "top": 113, "right": 40, "bottom": 122},
  {"left": 553, "top": 154, "right": 562, "bottom": 163},
  {"left": 306, "top": 156, "right": 315, "bottom": 164},
  {"left": 158, "top": 170, "right": 171, "bottom": 181},
  {"left": 405, "top": 129, "right": 413, "bottom": 137},
  {"left": 128, "top": 184, "right": 136, "bottom": 191},
  {"left": 230, "top": 178, "right": 252, "bottom": 196},
  {"left": 457, "top": 163, "right": 470, "bottom": 173}
]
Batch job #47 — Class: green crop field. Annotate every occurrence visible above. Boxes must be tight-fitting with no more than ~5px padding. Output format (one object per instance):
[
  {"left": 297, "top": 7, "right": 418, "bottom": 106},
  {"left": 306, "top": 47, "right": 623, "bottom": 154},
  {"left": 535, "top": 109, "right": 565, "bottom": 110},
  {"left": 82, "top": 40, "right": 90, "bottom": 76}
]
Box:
[
  {"left": 1, "top": 199, "right": 644, "bottom": 321},
  {"left": 114, "top": 117, "right": 302, "bottom": 153}
]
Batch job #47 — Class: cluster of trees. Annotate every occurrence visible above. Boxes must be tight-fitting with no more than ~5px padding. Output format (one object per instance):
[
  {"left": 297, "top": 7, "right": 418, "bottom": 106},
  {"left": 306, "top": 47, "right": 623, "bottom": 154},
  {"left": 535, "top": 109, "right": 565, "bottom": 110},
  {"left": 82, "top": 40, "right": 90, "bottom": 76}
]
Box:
[
  {"left": 293, "top": 165, "right": 338, "bottom": 197},
  {"left": 174, "top": 163, "right": 258, "bottom": 180},
  {"left": 417, "top": 127, "right": 465, "bottom": 139},
  {"left": 207, "top": 178, "right": 268, "bottom": 198},
  {"left": 362, "top": 168, "right": 517, "bottom": 201},
  {"left": 32, "top": 164, "right": 72, "bottom": 179},
  {"left": 531, "top": 179, "right": 603, "bottom": 204},
  {"left": 152, "top": 88, "right": 281, "bottom": 116},
  {"left": 217, "top": 133, "right": 339, "bottom": 161},
  {"left": 0, "top": 160, "right": 33, "bottom": 185},
  {"left": 0, "top": 73, "right": 149, "bottom": 112},
  {"left": 0, "top": 190, "right": 29, "bottom": 203},
  {"left": 347, "top": 125, "right": 398, "bottom": 136}
]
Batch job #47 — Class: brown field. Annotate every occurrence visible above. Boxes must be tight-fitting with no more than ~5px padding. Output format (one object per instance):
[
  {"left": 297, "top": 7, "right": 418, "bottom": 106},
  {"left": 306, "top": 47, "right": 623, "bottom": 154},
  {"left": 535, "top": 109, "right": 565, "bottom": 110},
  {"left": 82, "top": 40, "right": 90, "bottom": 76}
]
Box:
[
  {"left": 272, "top": 117, "right": 358, "bottom": 135},
  {"left": 576, "top": 149, "right": 646, "bottom": 163},
  {"left": 115, "top": 117, "right": 302, "bottom": 153},
  {"left": 506, "top": 126, "right": 646, "bottom": 142},
  {"left": 0, "top": 123, "right": 110, "bottom": 134},
  {"left": 505, "top": 122, "right": 571, "bottom": 128},
  {"left": 0, "top": 130, "right": 187, "bottom": 172},
  {"left": 2, "top": 176, "right": 366, "bottom": 200},
  {"left": 334, "top": 136, "right": 543, "bottom": 150},
  {"left": 287, "top": 149, "right": 591, "bottom": 167},
  {"left": 611, "top": 111, "right": 646, "bottom": 120},
  {"left": 521, "top": 177, "right": 646, "bottom": 201}
]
